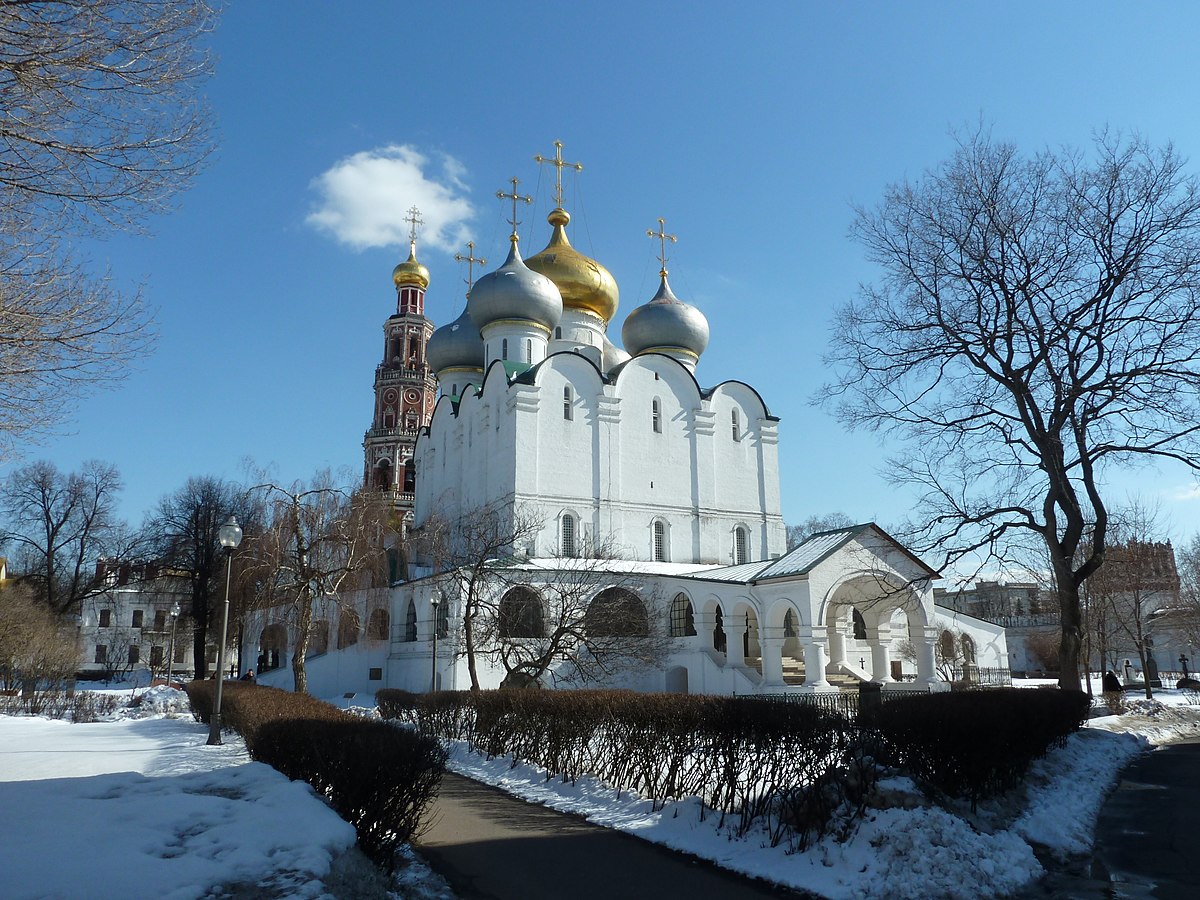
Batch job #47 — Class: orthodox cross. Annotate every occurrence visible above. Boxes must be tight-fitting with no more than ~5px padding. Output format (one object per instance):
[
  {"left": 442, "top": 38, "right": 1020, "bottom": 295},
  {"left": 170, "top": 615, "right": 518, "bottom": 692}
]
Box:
[
  {"left": 647, "top": 217, "right": 677, "bottom": 276},
  {"left": 496, "top": 176, "right": 533, "bottom": 239},
  {"left": 533, "top": 140, "right": 582, "bottom": 209},
  {"left": 454, "top": 242, "right": 486, "bottom": 290},
  {"left": 404, "top": 206, "right": 423, "bottom": 243}
]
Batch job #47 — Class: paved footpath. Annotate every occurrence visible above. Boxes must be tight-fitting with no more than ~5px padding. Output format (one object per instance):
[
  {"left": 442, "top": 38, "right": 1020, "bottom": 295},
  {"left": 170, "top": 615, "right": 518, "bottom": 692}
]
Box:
[
  {"left": 1091, "top": 738, "right": 1200, "bottom": 899},
  {"left": 417, "top": 772, "right": 809, "bottom": 899}
]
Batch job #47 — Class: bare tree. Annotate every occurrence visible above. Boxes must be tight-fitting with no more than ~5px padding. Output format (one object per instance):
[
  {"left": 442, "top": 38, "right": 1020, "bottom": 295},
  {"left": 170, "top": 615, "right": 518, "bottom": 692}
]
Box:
[
  {"left": 241, "top": 471, "right": 393, "bottom": 694},
  {"left": 0, "top": 1, "right": 217, "bottom": 452},
  {"left": 1175, "top": 534, "right": 1200, "bottom": 652},
  {"left": 146, "top": 477, "right": 249, "bottom": 680},
  {"left": 786, "top": 512, "right": 855, "bottom": 552},
  {"left": 0, "top": 460, "right": 134, "bottom": 614},
  {"left": 0, "top": 583, "right": 79, "bottom": 693},
  {"left": 825, "top": 130, "right": 1200, "bottom": 690}
]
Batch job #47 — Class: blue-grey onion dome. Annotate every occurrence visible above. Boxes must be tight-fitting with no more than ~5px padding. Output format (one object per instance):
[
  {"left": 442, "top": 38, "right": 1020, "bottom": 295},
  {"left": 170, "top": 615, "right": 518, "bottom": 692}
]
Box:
[
  {"left": 621, "top": 275, "right": 710, "bottom": 359},
  {"left": 428, "top": 306, "right": 485, "bottom": 373},
  {"left": 467, "top": 239, "right": 563, "bottom": 333}
]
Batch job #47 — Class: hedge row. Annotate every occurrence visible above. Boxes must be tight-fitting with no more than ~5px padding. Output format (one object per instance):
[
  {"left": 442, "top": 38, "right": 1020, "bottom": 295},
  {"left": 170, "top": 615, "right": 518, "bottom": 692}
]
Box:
[
  {"left": 378, "top": 689, "right": 875, "bottom": 850},
  {"left": 378, "top": 687, "right": 1090, "bottom": 841},
  {"left": 863, "top": 687, "right": 1091, "bottom": 807},
  {"left": 186, "top": 681, "right": 446, "bottom": 869}
]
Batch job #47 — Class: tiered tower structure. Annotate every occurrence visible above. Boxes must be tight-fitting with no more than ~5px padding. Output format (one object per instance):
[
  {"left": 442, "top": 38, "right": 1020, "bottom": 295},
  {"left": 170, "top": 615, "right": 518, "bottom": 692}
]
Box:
[{"left": 362, "top": 207, "right": 437, "bottom": 525}]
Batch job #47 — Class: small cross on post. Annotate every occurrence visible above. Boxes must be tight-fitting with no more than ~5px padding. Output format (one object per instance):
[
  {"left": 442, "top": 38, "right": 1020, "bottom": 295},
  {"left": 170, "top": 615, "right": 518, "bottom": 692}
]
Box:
[
  {"left": 454, "top": 242, "right": 486, "bottom": 292},
  {"left": 534, "top": 140, "right": 583, "bottom": 210},
  {"left": 496, "top": 177, "right": 532, "bottom": 241},
  {"left": 647, "top": 217, "right": 677, "bottom": 277},
  {"left": 404, "top": 206, "right": 424, "bottom": 244}
]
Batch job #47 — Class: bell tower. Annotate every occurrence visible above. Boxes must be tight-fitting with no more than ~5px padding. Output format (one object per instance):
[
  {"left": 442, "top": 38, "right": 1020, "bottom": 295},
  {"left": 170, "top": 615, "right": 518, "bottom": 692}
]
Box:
[{"left": 362, "top": 207, "right": 437, "bottom": 526}]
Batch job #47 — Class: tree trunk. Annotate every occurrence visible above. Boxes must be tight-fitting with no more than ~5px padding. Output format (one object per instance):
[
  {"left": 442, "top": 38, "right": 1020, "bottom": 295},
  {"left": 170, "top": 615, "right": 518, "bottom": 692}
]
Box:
[
  {"left": 463, "top": 601, "right": 480, "bottom": 692},
  {"left": 1057, "top": 578, "right": 1084, "bottom": 691},
  {"left": 292, "top": 592, "right": 312, "bottom": 694}
]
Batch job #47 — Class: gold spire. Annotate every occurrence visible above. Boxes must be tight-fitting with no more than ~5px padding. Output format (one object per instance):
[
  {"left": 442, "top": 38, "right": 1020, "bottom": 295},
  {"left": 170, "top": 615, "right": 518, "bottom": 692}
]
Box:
[
  {"left": 392, "top": 205, "right": 430, "bottom": 289},
  {"left": 534, "top": 139, "right": 582, "bottom": 210},
  {"left": 496, "top": 176, "right": 532, "bottom": 243},
  {"left": 647, "top": 217, "right": 677, "bottom": 278},
  {"left": 454, "top": 241, "right": 486, "bottom": 294}
]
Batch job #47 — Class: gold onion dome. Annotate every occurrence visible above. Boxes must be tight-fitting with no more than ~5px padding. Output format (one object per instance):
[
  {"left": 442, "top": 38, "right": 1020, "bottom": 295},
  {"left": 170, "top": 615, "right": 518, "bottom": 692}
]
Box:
[
  {"left": 525, "top": 208, "right": 619, "bottom": 323},
  {"left": 392, "top": 240, "right": 430, "bottom": 290}
]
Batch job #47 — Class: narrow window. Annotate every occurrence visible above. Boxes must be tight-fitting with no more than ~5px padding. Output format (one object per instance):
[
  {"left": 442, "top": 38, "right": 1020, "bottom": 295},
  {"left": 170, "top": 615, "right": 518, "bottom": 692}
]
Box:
[
  {"left": 525, "top": 339, "right": 532, "bottom": 362},
  {"left": 95, "top": 645, "right": 107, "bottom": 663},
  {"left": 734, "top": 526, "right": 749, "bottom": 565},
  {"left": 653, "top": 521, "right": 666, "bottom": 562},
  {"left": 502, "top": 338, "right": 509, "bottom": 360},
  {"left": 563, "top": 386, "right": 573, "bottom": 420},
  {"left": 150, "top": 645, "right": 164, "bottom": 668},
  {"left": 153, "top": 609, "right": 166, "bottom": 631},
  {"left": 404, "top": 600, "right": 418, "bottom": 642},
  {"left": 732, "top": 409, "right": 741, "bottom": 441},
  {"left": 132, "top": 609, "right": 143, "bottom": 628},
  {"left": 128, "top": 646, "right": 140, "bottom": 665},
  {"left": 555, "top": 327, "right": 562, "bottom": 339},
  {"left": 561, "top": 515, "right": 577, "bottom": 557},
  {"left": 99, "top": 609, "right": 111, "bottom": 627},
  {"left": 652, "top": 399, "right": 661, "bottom": 433}
]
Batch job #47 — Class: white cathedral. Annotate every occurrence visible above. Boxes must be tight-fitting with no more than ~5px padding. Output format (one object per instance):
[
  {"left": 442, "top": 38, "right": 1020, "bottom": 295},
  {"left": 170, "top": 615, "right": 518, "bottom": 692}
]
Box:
[{"left": 252, "top": 145, "right": 1008, "bottom": 698}]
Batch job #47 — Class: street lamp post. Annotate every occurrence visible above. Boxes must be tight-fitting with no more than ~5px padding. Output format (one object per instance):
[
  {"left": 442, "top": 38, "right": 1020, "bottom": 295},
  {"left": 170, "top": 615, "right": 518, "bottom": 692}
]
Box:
[
  {"left": 430, "top": 595, "right": 440, "bottom": 693},
  {"left": 207, "top": 515, "right": 243, "bottom": 746},
  {"left": 166, "top": 602, "right": 181, "bottom": 687}
]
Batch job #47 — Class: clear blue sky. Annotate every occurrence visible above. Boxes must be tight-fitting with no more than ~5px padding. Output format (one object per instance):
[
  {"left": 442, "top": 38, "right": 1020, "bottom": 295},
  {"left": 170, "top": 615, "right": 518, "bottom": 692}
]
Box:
[{"left": 25, "top": 0, "right": 1200, "bottom": 551}]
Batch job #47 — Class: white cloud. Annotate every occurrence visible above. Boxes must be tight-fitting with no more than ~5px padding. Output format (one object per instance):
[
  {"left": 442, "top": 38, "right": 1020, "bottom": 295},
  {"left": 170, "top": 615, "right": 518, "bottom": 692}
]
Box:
[
  {"left": 1167, "top": 482, "right": 1200, "bottom": 502},
  {"left": 306, "top": 145, "right": 474, "bottom": 253}
]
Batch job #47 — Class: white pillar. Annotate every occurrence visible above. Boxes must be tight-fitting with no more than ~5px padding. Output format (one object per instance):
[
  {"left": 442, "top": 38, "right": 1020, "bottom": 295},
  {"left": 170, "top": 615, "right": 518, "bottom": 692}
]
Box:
[
  {"left": 866, "top": 624, "right": 894, "bottom": 684},
  {"left": 797, "top": 626, "right": 832, "bottom": 691},
  {"left": 828, "top": 626, "right": 848, "bottom": 667},
  {"left": 916, "top": 626, "right": 941, "bottom": 688},
  {"left": 727, "top": 620, "right": 747, "bottom": 667},
  {"left": 760, "top": 633, "right": 785, "bottom": 687}
]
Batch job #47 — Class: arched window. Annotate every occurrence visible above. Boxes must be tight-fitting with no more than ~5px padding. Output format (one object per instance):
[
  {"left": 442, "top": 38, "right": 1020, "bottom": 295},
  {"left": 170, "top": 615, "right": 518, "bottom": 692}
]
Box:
[
  {"left": 939, "top": 630, "right": 955, "bottom": 659},
  {"left": 670, "top": 593, "right": 696, "bottom": 637},
  {"left": 555, "top": 326, "right": 562, "bottom": 339},
  {"left": 502, "top": 338, "right": 509, "bottom": 360},
  {"left": 403, "top": 460, "right": 415, "bottom": 493},
  {"left": 961, "top": 634, "right": 976, "bottom": 664},
  {"left": 732, "top": 409, "right": 741, "bottom": 441},
  {"left": 784, "top": 609, "right": 797, "bottom": 638},
  {"left": 652, "top": 520, "right": 667, "bottom": 562},
  {"left": 499, "top": 587, "right": 545, "bottom": 638},
  {"left": 563, "top": 386, "right": 573, "bottom": 420},
  {"left": 713, "top": 605, "right": 727, "bottom": 653},
  {"left": 404, "top": 600, "right": 418, "bottom": 642},
  {"left": 734, "top": 525, "right": 749, "bottom": 565},
  {"left": 436, "top": 600, "right": 449, "bottom": 639},
  {"left": 374, "top": 460, "right": 391, "bottom": 491},
  {"left": 652, "top": 398, "right": 662, "bottom": 433},
  {"left": 852, "top": 608, "right": 867, "bottom": 640},
  {"left": 584, "top": 588, "right": 648, "bottom": 637},
  {"left": 308, "top": 620, "right": 330, "bottom": 657},
  {"left": 337, "top": 609, "right": 360, "bottom": 649},
  {"left": 525, "top": 338, "right": 532, "bottom": 363},
  {"left": 561, "top": 514, "right": 577, "bottom": 557},
  {"left": 367, "top": 608, "right": 389, "bottom": 641}
]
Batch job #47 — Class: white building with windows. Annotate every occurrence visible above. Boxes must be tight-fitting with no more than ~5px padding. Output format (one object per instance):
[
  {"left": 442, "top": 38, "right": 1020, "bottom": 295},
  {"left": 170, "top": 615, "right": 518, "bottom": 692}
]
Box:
[{"left": 252, "top": 155, "right": 1007, "bottom": 699}]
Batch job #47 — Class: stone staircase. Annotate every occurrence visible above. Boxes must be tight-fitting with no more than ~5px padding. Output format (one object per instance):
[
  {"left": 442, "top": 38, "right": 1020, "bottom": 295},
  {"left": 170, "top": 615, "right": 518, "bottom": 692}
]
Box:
[{"left": 744, "top": 656, "right": 862, "bottom": 690}]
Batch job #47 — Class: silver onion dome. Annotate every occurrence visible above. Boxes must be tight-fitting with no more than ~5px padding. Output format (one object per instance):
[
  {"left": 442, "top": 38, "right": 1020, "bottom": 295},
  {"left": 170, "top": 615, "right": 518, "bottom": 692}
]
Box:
[
  {"left": 621, "top": 275, "right": 710, "bottom": 360},
  {"left": 427, "top": 306, "right": 485, "bottom": 373},
  {"left": 467, "top": 239, "right": 563, "bottom": 333}
]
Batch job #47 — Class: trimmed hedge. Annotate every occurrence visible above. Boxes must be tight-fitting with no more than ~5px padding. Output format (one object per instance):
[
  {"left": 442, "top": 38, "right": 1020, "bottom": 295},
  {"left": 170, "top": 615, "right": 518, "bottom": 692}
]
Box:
[
  {"left": 864, "top": 687, "right": 1091, "bottom": 806},
  {"left": 186, "top": 681, "right": 446, "bottom": 869},
  {"left": 377, "top": 688, "right": 873, "bottom": 850}
]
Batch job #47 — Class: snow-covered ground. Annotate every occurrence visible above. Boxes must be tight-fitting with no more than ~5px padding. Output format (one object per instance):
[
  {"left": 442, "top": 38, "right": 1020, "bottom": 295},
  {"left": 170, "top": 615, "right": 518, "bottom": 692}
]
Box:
[
  {"left": 0, "top": 686, "right": 452, "bottom": 900},
  {"left": 4, "top": 683, "right": 1198, "bottom": 899}
]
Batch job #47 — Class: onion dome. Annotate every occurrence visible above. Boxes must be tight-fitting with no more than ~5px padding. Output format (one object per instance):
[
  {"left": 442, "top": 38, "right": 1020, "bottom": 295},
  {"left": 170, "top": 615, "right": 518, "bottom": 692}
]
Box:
[
  {"left": 468, "top": 238, "right": 563, "bottom": 333},
  {"left": 525, "top": 208, "right": 619, "bottom": 323},
  {"left": 427, "top": 306, "right": 485, "bottom": 373},
  {"left": 392, "top": 240, "right": 430, "bottom": 290},
  {"left": 621, "top": 273, "right": 710, "bottom": 361}
]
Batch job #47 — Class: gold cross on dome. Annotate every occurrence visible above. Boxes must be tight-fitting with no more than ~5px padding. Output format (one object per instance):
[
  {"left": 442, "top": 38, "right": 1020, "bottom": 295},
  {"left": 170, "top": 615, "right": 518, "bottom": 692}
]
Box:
[
  {"left": 496, "top": 177, "right": 533, "bottom": 239},
  {"left": 647, "top": 217, "right": 677, "bottom": 276},
  {"left": 404, "top": 206, "right": 423, "bottom": 243},
  {"left": 533, "top": 140, "right": 583, "bottom": 209},
  {"left": 454, "top": 241, "right": 486, "bottom": 291}
]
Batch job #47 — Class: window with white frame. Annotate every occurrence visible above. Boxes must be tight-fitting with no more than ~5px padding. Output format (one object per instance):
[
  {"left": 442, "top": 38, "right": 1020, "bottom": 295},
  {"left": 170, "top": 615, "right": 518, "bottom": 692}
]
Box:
[
  {"left": 734, "top": 525, "right": 749, "bottom": 565},
  {"left": 563, "top": 386, "right": 573, "bottom": 420},
  {"left": 732, "top": 409, "right": 741, "bottom": 441},
  {"left": 653, "top": 520, "right": 667, "bottom": 562},
  {"left": 561, "top": 514, "right": 577, "bottom": 557},
  {"left": 652, "top": 399, "right": 661, "bottom": 433}
]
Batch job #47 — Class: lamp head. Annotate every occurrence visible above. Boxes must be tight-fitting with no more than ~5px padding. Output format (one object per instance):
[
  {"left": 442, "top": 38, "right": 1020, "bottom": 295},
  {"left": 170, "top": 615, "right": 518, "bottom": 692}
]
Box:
[{"left": 219, "top": 515, "right": 243, "bottom": 550}]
